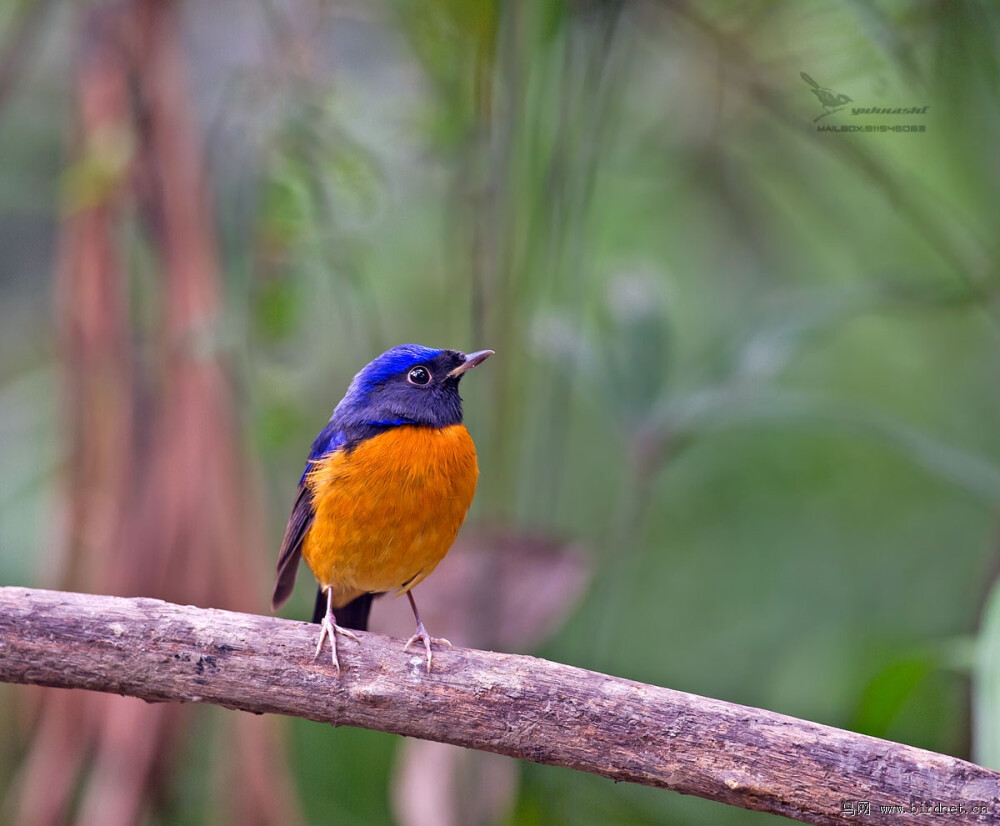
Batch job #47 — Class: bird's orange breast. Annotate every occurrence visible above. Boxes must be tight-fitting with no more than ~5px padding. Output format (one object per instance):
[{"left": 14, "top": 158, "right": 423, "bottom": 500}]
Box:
[{"left": 302, "top": 424, "right": 478, "bottom": 608}]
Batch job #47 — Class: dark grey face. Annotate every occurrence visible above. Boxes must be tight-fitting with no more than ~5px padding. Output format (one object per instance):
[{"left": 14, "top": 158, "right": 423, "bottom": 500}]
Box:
[
  {"left": 361, "top": 349, "right": 467, "bottom": 428},
  {"left": 332, "top": 348, "right": 468, "bottom": 432}
]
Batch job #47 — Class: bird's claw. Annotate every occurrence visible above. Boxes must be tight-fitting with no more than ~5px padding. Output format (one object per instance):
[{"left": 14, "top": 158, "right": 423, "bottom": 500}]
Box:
[
  {"left": 314, "top": 616, "right": 360, "bottom": 673},
  {"left": 403, "top": 622, "right": 452, "bottom": 673}
]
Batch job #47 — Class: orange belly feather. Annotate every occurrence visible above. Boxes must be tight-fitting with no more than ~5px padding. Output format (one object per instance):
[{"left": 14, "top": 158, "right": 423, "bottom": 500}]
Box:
[{"left": 302, "top": 424, "right": 478, "bottom": 609}]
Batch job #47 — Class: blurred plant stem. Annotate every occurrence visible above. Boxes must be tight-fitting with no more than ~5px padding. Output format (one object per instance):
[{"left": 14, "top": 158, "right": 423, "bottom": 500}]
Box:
[
  {"left": 436, "top": 1, "right": 628, "bottom": 521},
  {"left": 592, "top": 436, "right": 667, "bottom": 669},
  {"left": 0, "top": 0, "right": 58, "bottom": 122},
  {"left": 973, "top": 565, "right": 1000, "bottom": 770}
]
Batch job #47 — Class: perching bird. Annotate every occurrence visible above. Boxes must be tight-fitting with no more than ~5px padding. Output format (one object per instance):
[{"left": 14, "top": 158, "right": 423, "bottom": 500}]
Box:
[
  {"left": 800, "top": 72, "right": 851, "bottom": 119},
  {"left": 271, "top": 344, "right": 492, "bottom": 672}
]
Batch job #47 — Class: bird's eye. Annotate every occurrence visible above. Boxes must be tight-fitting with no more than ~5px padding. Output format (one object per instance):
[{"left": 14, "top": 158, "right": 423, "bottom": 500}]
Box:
[{"left": 407, "top": 366, "right": 431, "bottom": 386}]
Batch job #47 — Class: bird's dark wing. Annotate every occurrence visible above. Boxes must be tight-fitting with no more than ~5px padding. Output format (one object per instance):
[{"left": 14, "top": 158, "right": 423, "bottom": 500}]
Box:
[
  {"left": 271, "top": 421, "right": 347, "bottom": 611},
  {"left": 271, "top": 482, "right": 314, "bottom": 610}
]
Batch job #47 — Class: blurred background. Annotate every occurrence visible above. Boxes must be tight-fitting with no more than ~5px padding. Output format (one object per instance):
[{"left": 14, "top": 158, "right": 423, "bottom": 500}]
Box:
[{"left": 1, "top": 0, "right": 999, "bottom": 824}]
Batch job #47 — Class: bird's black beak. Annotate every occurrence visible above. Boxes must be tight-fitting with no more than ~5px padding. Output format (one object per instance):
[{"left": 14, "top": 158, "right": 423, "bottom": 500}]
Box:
[{"left": 447, "top": 349, "right": 494, "bottom": 378}]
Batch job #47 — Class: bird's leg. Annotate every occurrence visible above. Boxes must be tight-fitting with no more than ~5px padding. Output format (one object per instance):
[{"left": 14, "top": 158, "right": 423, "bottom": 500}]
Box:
[
  {"left": 403, "top": 590, "right": 451, "bottom": 672},
  {"left": 314, "top": 587, "right": 360, "bottom": 673}
]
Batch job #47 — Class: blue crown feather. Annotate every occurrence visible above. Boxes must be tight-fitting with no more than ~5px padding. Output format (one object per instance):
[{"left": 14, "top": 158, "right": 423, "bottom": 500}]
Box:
[{"left": 354, "top": 344, "right": 444, "bottom": 390}]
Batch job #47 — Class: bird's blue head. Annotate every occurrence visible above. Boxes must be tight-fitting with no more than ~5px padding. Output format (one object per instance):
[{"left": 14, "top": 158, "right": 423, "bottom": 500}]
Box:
[{"left": 331, "top": 344, "right": 493, "bottom": 433}]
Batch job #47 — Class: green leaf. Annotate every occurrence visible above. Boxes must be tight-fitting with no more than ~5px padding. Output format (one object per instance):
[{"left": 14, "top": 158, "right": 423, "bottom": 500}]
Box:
[
  {"left": 651, "top": 389, "right": 1000, "bottom": 507},
  {"left": 974, "top": 576, "right": 1000, "bottom": 769},
  {"left": 851, "top": 654, "right": 937, "bottom": 738}
]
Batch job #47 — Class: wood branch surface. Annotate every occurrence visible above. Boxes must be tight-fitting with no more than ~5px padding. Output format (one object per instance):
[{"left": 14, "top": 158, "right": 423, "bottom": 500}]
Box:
[{"left": 1, "top": 587, "right": 997, "bottom": 825}]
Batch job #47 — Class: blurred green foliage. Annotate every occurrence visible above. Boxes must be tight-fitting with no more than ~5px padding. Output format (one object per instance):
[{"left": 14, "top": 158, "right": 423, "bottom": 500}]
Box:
[{"left": 2, "top": 0, "right": 1000, "bottom": 824}]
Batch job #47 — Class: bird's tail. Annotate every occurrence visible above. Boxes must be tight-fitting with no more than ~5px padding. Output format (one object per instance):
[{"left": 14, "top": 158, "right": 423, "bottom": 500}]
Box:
[
  {"left": 312, "top": 588, "right": 376, "bottom": 631},
  {"left": 800, "top": 71, "right": 819, "bottom": 88}
]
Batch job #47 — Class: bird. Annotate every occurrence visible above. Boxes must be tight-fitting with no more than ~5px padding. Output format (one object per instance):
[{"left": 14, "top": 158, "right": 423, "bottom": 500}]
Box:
[
  {"left": 271, "top": 344, "right": 493, "bottom": 673},
  {"left": 800, "top": 72, "right": 851, "bottom": 121}
]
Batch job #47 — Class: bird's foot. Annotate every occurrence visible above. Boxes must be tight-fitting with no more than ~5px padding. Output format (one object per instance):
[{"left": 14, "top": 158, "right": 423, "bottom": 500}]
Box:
[
  {"left": 314, "top": 615, "right": 360, "bottom": 673},
  {"left": 403, "top": 619, "right": 452, "bottom": 673}
]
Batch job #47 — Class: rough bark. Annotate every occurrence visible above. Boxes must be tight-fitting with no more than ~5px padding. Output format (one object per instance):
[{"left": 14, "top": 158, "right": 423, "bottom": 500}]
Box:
[{"left": 1, "top": 586, "right": 997, "bottom": 825}]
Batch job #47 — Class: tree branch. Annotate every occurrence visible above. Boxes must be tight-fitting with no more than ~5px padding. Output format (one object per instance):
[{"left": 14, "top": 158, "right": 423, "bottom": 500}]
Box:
[{"left": 0, "top": 586, "right": 996, "bottom": 824}]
